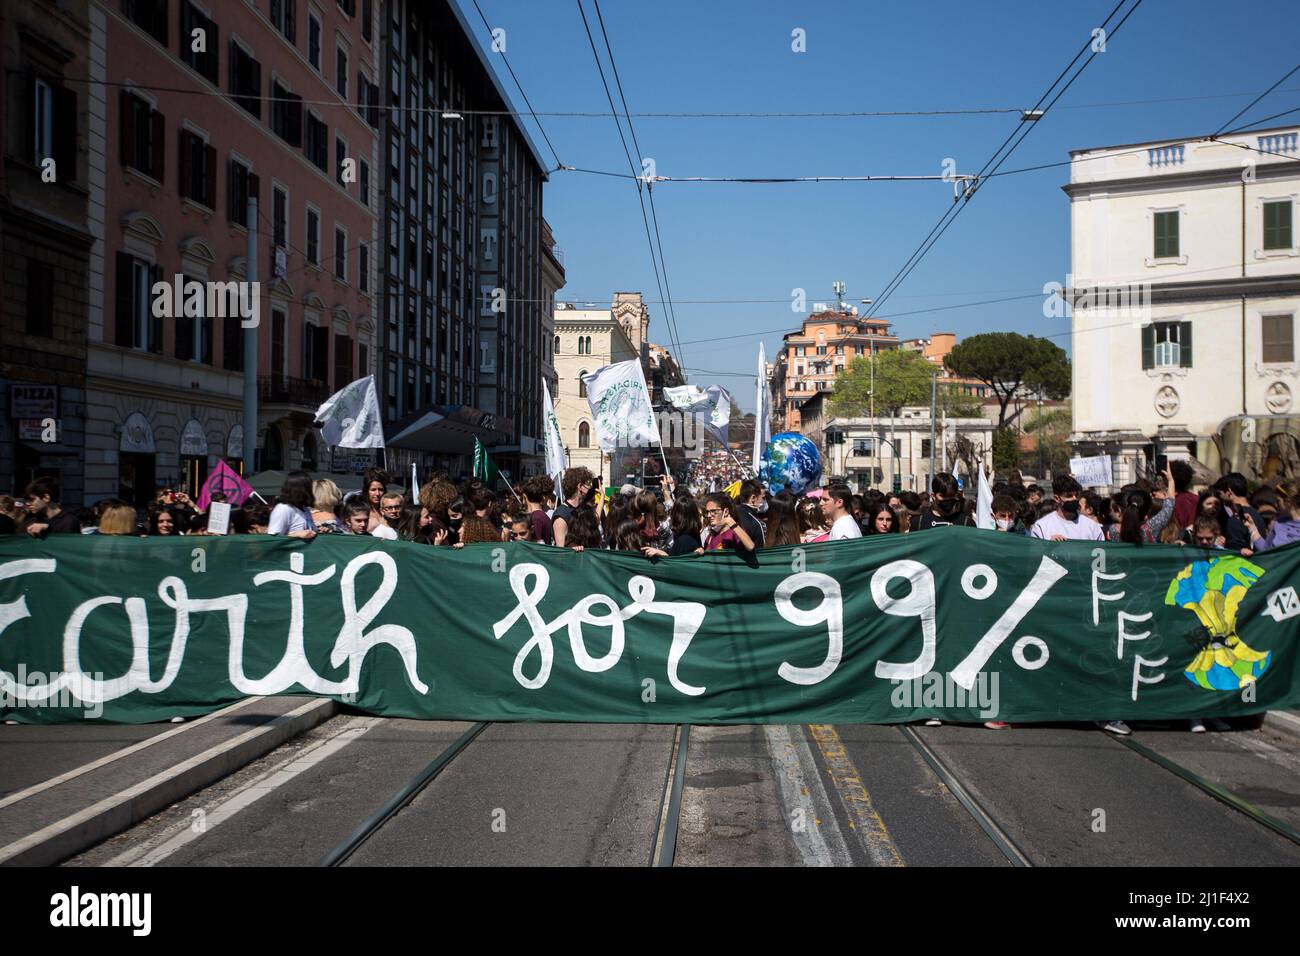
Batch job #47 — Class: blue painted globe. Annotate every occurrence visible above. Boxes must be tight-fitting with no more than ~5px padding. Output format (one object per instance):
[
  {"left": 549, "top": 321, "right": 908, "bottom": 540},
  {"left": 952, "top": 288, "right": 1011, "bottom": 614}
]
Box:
[{"left": 761, "top": 432, "right": 823, "bottom": 495}]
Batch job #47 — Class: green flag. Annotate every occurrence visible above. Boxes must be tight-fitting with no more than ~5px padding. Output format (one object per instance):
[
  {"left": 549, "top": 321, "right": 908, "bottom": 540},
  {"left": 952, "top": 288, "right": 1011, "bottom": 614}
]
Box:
[{"left": 473, "top": 437, "right": 499, "bottom": 486}]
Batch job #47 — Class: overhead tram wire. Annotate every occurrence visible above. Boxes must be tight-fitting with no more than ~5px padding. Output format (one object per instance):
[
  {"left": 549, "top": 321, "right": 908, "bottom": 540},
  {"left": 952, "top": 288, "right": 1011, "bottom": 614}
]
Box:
[
  {"left": 866, "top": 0, "right": 1143, "bottom": 319},
  {"left": 28, "top": 69, "right": 1298, "bottom": 121},
  {"left": 574, "top": 0, "right": 679, "bottom": 370},
  {"left": 1213, "top": 64, "right": 1300, "bottom": 136},
  {"left": 591, "top": 0, "right": 687, "bottom": 369},
  {"left": 469, "top": 0, "right": 564, "bottom": 170}
]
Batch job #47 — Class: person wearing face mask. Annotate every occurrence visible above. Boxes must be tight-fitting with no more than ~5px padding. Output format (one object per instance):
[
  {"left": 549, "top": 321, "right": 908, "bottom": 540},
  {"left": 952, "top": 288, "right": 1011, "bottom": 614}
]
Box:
[
  {"left": 1030, "top": 474, "right": 1104, "bottom": 542},
  {"left": 990, "top": 495, "right": 1027, "bottom": 535},
  {"left": 915, "top": 474, "right": 974, "bottom": 530},
  {"left": 736, "top": 479, "right": 768, "bottom": 549}
]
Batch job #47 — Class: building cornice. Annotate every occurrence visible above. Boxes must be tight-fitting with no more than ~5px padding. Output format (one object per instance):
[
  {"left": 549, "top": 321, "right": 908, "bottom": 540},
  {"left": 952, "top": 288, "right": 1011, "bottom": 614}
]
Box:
[
  {"left": 1069, "top": 273, "right": 1300, "bottom": 307},
  {"left": 1063, "top": 160, "right": 1298, "bottom": 199}
]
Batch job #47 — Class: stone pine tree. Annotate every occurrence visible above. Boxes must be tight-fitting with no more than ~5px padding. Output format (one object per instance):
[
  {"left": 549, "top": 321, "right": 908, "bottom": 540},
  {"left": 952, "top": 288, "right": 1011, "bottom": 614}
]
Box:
[{"left": 943, "top": 333, "right": 1070, "bottom": 428}]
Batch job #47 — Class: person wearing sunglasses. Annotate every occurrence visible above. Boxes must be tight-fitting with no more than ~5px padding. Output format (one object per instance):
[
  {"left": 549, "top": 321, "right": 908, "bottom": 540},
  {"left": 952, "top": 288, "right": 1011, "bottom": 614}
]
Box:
[{"left": 701, "top": 493, "right": 755, "bottom": 553}]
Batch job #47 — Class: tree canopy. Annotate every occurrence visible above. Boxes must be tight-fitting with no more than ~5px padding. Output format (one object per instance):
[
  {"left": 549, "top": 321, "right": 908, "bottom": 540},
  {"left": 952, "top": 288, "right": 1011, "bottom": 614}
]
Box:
[
  {"left": 829, "top": 349, "right": 984, "bottom": 419},
  {"left": 943, "top": 332, "right": 1070, "bottom": 428}
]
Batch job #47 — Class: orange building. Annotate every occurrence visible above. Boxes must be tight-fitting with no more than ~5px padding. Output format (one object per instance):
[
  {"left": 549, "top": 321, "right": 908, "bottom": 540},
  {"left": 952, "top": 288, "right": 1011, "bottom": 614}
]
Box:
[{"left": 770, "top": 310, "right": 900, "bottom": 432}]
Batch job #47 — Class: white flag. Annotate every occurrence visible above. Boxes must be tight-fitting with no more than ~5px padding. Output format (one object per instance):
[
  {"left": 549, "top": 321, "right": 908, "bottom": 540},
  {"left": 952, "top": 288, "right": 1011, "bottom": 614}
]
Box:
[
  {"left": 315, "top": 375, "right": 385, "bottom": 449},
  {"left": 753, "top": 342, "right": 770, "bottom": 475},
  {"left": 583, "top": 360, "right": 661, "bottom": 452},
  {"left": 410, "top": 461, "right": 419, "bottom": 500},
  {"left": 542, "top": 382, "right": 566, "bottom": 483},
  {"left": 665, "top": 384, "right": 732, "bottom": 444},
  {"left": 976, "top": 462, "right": 994, "bottom": 530}
]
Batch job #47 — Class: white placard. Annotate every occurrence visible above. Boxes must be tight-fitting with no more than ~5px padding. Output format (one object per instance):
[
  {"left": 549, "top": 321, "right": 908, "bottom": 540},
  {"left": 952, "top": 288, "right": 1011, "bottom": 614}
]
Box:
[
  {"left": 206, "top": 501, "right": 232, "bottom": 536},
  {"left": 1069, "top": 454, "right": 1113, "bottom": 488}
]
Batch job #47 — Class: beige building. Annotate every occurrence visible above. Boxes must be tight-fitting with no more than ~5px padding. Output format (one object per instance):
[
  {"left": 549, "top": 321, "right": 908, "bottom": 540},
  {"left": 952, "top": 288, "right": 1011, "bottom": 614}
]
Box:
[
  {"left": 1065, "top": 124, "right": 1300, "bottom": 485},
  {"left": 552, "top": 301, "right": 638, "bottom": 480}
]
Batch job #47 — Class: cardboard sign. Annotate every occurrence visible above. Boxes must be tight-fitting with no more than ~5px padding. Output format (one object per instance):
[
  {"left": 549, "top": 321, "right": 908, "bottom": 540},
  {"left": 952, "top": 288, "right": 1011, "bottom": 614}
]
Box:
[
  {"left": 206, "top": 502, "right": 232, "bottom": 536},
  {"left": 1070, "top": 455, "right": 1114, "bottom": 488}
]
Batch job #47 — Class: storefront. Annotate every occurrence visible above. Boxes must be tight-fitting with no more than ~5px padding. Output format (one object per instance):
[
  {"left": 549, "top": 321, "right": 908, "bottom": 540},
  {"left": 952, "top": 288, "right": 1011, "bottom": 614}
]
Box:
[
  {"left": 179, "top": 419, "right": 210, "bottom": 499},
  {"left": 118, "top": 411, "right": 156, "bottom": 506}
]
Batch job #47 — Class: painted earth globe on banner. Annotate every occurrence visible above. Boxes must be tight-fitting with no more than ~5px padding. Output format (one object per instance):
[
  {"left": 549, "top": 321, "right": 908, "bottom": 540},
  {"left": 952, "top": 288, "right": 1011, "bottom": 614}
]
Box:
[{"left": 761, "top": 432, "right": 822, "bottom": 495}]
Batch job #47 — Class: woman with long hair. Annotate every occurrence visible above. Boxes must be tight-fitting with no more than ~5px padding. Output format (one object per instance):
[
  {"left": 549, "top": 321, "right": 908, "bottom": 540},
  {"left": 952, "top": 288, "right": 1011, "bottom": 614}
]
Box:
[
  {"left": 864, "top": 501, "right": 900, "bottom": 535},
  {"left": 267, "top": 470, "right": 317, "bottom": 538},
  {"left": 148, "top": 506, "right": 184, "bottom": 536},
  {"left": 609, "top": 517, "right": 647, "bottom": 552},
  {"left": 99, "top": 504, "right": 138, "bottom": 536},
  {"left": 418, "top": 479, "right": 460, "bottom": 546},
  {"left": 643, "top": 494, "right": 704, "bottom": 557},
  {"left": 564, "top": 506, "right": 604, "bottom": 551},
  {"left": 631, "top": 489, "right": 671, "bottom": 551},
  {"left": 362, "top": 468, "right": 388, "bottom": 532},
  {"left": 764, "top": 491, "right": 802, "bottom": 548},
  {"left": 602, "top": 492, "right": 630, "bottom": 547},
  {"left": 1108, "top": 484, "right": 1175, "bottom": 546},
  {"left": 798, "top": 495, "right": 830, "bottom": 543}
]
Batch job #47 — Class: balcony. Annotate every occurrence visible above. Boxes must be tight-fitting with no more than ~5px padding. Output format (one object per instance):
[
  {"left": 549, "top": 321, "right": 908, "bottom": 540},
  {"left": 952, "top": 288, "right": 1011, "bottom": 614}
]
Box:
[
  {"left": 1147, "top": 144, "right": 1185, "bottom": 168},
  {"left": 1259, "top": 132, "right": 1298, "bottom": 156},
  {"left": 259, "top": 374, "right": 332, "bottom": 409}
]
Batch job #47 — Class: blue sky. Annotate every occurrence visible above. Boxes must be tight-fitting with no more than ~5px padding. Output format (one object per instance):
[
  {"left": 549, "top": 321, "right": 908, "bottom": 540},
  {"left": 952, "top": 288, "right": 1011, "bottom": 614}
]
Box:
[{"left": 464, "top": 0, "right": 1300, "bottom": 411}]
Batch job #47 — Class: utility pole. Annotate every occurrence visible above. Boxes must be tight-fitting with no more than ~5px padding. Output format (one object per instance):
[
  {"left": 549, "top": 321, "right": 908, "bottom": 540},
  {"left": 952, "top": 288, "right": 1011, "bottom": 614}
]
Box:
[
  {"left": 242, "top": 196, "right": 258, "bottom": 475},
  {"left": 929, "top": 373, "right": 937, "bottom": 492}
]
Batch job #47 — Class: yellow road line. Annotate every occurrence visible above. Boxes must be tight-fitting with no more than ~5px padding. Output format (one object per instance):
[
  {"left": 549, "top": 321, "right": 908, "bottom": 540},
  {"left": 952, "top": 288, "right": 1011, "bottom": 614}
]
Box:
[{"left": 807, "top": 724, "right": 905, "bottom": 867}]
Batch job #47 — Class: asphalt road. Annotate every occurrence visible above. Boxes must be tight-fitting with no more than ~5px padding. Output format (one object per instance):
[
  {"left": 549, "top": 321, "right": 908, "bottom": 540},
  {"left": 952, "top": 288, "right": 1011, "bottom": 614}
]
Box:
[{"left": 56, "top": 713, "right": 1300, "bottom": 867}]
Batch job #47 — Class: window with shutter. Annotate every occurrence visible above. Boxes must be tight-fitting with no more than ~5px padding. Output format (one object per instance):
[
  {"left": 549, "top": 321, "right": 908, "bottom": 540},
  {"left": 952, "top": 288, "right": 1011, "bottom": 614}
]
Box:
[
  {"left": 306, "top": 209, "right": 319, "bottom": 265},
  {"left": 115, "top": 252, "right": 135, "bottom": 346},
  {"left": 147, "top": 264, "right": 164, "bottom": 352},
  {"left": 1179, "top": 320, "right": 1192, "bottom": 368},
  {"left": 149, "top": 109, "right": 165, "bottom": 181},
  {"left": 1264, "top": 201, "right": 1293, "bottom": 251},
  {"left": 334, "top": 333, "right": 353, "bottom": 391},
  {"left": 178, "top": 129, "right": 193, "bottom": 198},
  {"left": 228, "top": 159, "right": 248, "bottom": 224},
  {"left": 26, "top": 260, "right": 55, "bottom": 337},
  {"left": 204, "top": 144, "right": 216, "bottom": 207},
  {"left": 308, "top": 14, "right": 321, "bottom": 71},
  {"left": 223, "top": 314, "right": 244, "bottom": 371},
  {"left": 176, "top": 273, "right": 194, "bottom": 361},
  {"left": 1154, "top": 210, "right": 1179, "bottom": 259},
  {"left": 53, "top": 87, "right": 77, "bottom": 182},
  {"left": 230, "top": 42, "right": 261, "bottom": 118},
  {"left": 1262, "top": 314, "right": 1295, "bottom": 364}
]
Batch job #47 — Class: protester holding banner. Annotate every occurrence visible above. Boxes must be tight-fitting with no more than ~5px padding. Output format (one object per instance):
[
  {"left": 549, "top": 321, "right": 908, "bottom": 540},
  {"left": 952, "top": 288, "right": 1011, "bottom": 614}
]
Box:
[
  {"left": 266, "top": 471, "right": 317, "bottom": 539},
  {"left": 552, "top": 466, "right": 596, "bottom": 548},
  {"left": 916, "top": 474, "right": 975, "bottom": 531},
  {"left": 702, "top": 493, "right": 756, "bottom": 552},
  {"left": 1244, "top": 480, "right": 1300, "bottom": 552},
  {"left": 1030, "top": 475, "right": 1103, "bottom": 542},
  {"left": 312, "top": 480, "right": 343, "bottom": 532}
]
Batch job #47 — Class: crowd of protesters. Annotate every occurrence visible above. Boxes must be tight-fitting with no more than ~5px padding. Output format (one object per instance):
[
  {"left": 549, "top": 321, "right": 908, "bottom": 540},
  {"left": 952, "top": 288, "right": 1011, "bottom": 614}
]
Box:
[
  {"left": 5, "top": 459, "right": 1299, "bottom": 735},
  {"left": 4, "top": 460, "right": 1297, "bottom": 558}
]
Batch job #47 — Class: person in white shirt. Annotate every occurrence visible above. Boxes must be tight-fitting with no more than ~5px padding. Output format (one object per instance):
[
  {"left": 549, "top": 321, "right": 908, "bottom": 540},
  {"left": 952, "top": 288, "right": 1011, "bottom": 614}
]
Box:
[
  {"left": 821, "top": 484, "right": 863, "bottom": 540},
  {"left": 370, "top": 492, "right": 402, "bottom": 540},
  {"left": 266, "top": 471, "right": 317, "bottom": 539},
  {"left": 1030, "top": 475, "right": 1103, "bottom": 542}
]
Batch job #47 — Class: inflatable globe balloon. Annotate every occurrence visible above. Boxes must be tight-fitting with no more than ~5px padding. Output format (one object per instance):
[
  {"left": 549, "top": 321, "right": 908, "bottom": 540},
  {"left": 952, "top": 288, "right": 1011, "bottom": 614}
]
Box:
[{"left": 761, "top": 432, "right": 822, "bottom": 495}]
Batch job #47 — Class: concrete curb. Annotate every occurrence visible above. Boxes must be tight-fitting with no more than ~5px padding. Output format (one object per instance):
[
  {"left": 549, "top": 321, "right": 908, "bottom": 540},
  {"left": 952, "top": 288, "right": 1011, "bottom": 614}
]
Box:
[
  {"left": 1262, "top": 709, "right": 1300, "bottom": 745},
  {"left": 0, "top": 697, "right": 337, "bottom": 867}
]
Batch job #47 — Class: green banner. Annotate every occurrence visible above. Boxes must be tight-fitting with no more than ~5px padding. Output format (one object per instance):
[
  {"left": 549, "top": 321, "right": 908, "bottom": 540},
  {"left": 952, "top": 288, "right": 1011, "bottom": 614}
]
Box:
[{"left": 2, "top": 530, "right": 1299, "bottom": 724}]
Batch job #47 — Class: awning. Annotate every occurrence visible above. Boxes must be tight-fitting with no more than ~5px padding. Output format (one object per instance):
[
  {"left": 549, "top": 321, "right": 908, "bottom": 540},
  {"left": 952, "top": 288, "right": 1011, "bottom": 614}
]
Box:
[
  {"left": 246, "top": 469, "right": 367, "bottom": 499},
  {"left": 386, "top": 404, "right": 513, "bottom": 454}
]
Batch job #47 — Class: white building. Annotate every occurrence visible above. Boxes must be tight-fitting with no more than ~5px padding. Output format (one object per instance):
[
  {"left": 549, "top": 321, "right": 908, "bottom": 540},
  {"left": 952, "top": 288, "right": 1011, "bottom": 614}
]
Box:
[
  {"left": 820, "top": 409, "right": 994, "bottom": 494},
  {"left": 1065, "top": 124, "right": 1300, "bottom": 486}
]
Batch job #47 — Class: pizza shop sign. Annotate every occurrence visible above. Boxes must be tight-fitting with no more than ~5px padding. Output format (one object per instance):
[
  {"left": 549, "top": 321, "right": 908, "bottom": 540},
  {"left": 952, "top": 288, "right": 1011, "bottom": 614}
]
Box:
[{"left": 9, "top": 385, "right": 58, "bottom": 420}]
